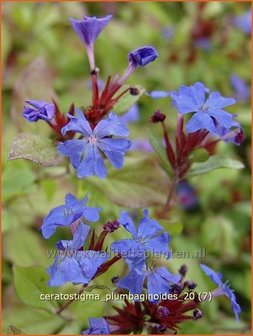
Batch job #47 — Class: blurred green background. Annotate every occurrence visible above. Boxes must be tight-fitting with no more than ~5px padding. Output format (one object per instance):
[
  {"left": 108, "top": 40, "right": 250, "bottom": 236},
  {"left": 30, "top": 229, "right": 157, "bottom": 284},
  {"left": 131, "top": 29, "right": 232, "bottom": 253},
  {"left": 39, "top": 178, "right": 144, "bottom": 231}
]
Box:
[{"left": 2, "top": 2, "right": 251, "bottom": 335}]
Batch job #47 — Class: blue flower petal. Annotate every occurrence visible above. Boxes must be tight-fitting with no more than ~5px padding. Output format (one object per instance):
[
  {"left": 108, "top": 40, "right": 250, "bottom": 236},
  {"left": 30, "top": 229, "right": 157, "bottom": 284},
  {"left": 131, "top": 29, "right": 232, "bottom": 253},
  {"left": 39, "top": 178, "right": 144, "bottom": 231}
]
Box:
[
  {"left": 57, "top": 139, "right": 86, "bottom": 169},
  {"left": 119, "top": 104, "right": 140, "bottom": 124},
  {"left": 48, "top": 255, "right": 86, "bottom": 286},
  {"left": 61, "top": 110, "right": 93, "bottom": 136},
  {"left": 94, "top": 113, "right": 129, "bottom": 138},
  {"left": 147, "top": 91, "right": 171, "bottom": 99},
  {"left": 145, "top": 232, "right": 171, "bottom": 259},
  {"left": 56, "top": 222, "right": 90, "bottom": 251},
  {"left": 41, "top": 205, "right": 79, "bottom": 239},
  {"left": 97, "top": 138, "right": 131, "bottom": 169},
  {"left": 170, "top": 82, "right": 207, "bottom": 114},
  {"left": 137, "top": 209, "right": 163, "bottom": 239},
  {"left": 82, "top": 317, "right": 110, "bottom": 334},
  {"left": 147, "top": 267, "right": 180, "bottom": 301},
  {"left": 208, "top": 109, "right": 239, "bottom": 129},
  {"left": 77, "top": 250, "right": 109, "bottom": 280},
  {"left": 77, "top": 145, "right": 107, "bottom": 179},
  {"left": 200, "top": 264, "right": 223, "bottom": 286},
  {"left": 205, "top": 92, "right": 236, "bottom": 109},
  {"left": 119, "top": 211, "right": 138, "bottom": 237},
  {"left": 69, "top": 15, "right": 112, "bottom": 47},
  {"left": 116, "top": 269, "right": 145, "bottom": 295},
  {"left": 200, "top": 264, "right": 241, "bottom": 321},
  {"left": 186, "top": 112, "right": 217, "bottom": 134}
]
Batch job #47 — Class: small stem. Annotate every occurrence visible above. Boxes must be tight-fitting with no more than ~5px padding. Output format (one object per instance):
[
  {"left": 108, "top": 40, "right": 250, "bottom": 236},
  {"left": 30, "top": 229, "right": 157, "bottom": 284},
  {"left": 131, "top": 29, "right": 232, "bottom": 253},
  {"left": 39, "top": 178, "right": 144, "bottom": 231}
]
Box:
[
  {"left": 56, "top": 286, "right": 86, "bottom": 315},
  {"left": 91, "top": 73, "right": 99, "bottom": 107},
  {"left": 161, "top": 121, "right": 176, "bottom": 169},
  {"left": 160, "top": 177, "right": 177, "bottom": 218},
  {"left": 113, "top": 87, "right": 131, "bottom": 101}
]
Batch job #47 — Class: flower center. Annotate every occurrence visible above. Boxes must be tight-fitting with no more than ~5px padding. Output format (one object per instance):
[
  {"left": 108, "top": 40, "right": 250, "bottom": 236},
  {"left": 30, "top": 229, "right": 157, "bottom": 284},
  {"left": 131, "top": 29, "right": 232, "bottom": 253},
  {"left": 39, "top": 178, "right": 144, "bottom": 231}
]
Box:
[
  {"left": 88, "top": 135, "right": 98, "bottom": 145},
  {"left": 200, "top": 104, "right": 209, "bottom": 113}
]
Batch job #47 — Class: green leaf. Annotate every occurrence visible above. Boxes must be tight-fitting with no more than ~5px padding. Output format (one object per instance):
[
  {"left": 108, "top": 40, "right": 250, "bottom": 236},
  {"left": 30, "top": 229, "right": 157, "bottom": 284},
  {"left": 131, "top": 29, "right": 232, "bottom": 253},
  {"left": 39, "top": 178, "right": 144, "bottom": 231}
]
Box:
[
  {"left": 4, "top": 229, "right": 48, "bottom": 267},
  {"left": 113, "top": 85, "right": 145, "bottom": 114},
  {"left": 187, "top": 155, "right": 244, "bottom": 177},
  {"left": 13, "top": 265, "right": 59, "bottom": 313},
  {"left": 87, "top": 156, "right": 170, "bottom": 208},
  {"left": 2, "top": 304, "right": 64, "bottom": 334},
  {"left": 147, "top": 128, "right": 172, "bottom": 176},
  {"left": 158, "top": 220, "right": 183, "bottom": 235},
  {"left": 7, "top": 325, "right": 26, "bottom": 335},
  {"left": 2, "top": 162, "right": 37, "bottom": 203},
  {"left": 8, "top": 132, "right": 64, "bottom": 167}
]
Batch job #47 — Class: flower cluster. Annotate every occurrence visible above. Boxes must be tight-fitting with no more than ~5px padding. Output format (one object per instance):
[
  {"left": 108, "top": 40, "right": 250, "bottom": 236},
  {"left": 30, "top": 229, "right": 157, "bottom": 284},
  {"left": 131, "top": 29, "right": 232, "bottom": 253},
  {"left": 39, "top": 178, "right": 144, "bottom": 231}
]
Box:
[
  {"left": 41, "top": 195, "right": 241, "bottom": 334},
  {"left": 17, "top": 13, "right": 244, "bottom": 335},
  {"left": 22, "top": 15, "right": 158, "bottom": 179},
  {"left": 149, "top": 81, "right": 244, "bottom": 184}
]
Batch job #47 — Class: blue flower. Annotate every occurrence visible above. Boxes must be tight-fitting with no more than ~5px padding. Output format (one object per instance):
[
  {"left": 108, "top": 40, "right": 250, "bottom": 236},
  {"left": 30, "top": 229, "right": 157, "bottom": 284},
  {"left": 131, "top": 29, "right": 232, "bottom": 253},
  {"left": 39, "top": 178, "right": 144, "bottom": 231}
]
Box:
[
  {"left": 82, "top": 318, "right": 110, "bottom": 334},
  {"left": 216, "top": 124, "right": 245, "bottom": 146},
  {"left": 200, "top": 264, "right": 241, "bottom": 321},
  {"left": 116, "top": 266, "right": 180, "bottom": 301},
  {"left": 69, "top": 15, "right": 112, "bottom": 47},
  {"left": 231, "top": 74, "right": 249, "bottom": 102},
  {"left": 23, "top": 100, "right": 55, "bottom": 122},
  {"left": 58, "top": 110, "right": 131, "bottom": 179},
  {"left": 48, "top": 223, "right": 109, "bottom": 286},
  {"left": 176, "top": 180, "right": 198, "bottom": 211},
  {"left": 169, "top": 82, "right": 237, "bottom": 135},
  {"left": 41, "top": 193, "right": 100, "bottom": 239},
  {"left": 128, "top": 46, "right": 158, "bottom": 67},
  {"left": 70, "top": 15, "right": 112, "bottom": 68},
  {"left": 119, "top": 104, "right": 140, "bottom": 125},
  {"left": 130, "top": 138, "right": 154, "bottom": 152},
  {"left": 111, "top": 209, "right": 170, "bottom": 267},
  {"left": 234, "top": 8, "right": 252, "bottom": 35},
  {"left": 146, "top": 90, "right": 171, "bottom": 99}
]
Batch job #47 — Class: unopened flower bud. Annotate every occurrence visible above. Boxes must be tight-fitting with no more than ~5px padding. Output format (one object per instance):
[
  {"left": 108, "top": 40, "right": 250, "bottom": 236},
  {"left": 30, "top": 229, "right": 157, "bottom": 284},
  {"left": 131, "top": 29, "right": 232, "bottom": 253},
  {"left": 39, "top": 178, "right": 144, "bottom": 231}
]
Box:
[
  {"left": 193, "top": 308, "right": 203, "bottom": 320},
  {"left": 150, "top": 110, "right": 166, "bottom": 123}
]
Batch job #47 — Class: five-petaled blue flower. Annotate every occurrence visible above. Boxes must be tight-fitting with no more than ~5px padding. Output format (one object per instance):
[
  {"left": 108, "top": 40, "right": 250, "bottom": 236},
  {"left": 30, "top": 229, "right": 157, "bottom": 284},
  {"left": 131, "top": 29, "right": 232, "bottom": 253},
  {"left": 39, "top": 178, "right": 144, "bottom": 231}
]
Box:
[
  {"left": 111, "top": 209, "right": 171, "bottom": 268},
  {"left": 69, "top": 15, "right": 112, "bottom": 48},
  {"left": 116, "top": 265, "right": 180, "bottom": 301},
  {"left": 23, "top": 100, "right": 55, "bottom": 122},
  {"left": 169, "top": 82, "right": 238, "bottom": 135},
  {"left": 82, "top": 317, "right": 110, "bottom": 335},
  {"left": 58, "top": 110, "right": 131, "bottom": 179},
  {"left": 41, "top": 193, "right": 100, "bottom": 239},
  {"left": 200, "top": 264, "right": 241, "bottom": 321},
  {"left": 48, "top": 223, "right": 109, "bottom": 286},
  {"left": 128, "top": 46, "right": 158, "bottom": 67}
]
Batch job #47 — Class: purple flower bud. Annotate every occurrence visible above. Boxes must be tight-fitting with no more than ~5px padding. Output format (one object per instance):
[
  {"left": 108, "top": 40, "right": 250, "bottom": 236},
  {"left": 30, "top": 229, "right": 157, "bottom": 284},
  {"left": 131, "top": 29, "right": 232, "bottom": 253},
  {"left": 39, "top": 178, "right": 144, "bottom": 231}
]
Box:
[
  {"left": 184, "top": 280, "right": 197, "bottom": 290},
  {"left": 178, "top": 264, "right": 188, "bottom": 277},
  {"left": 193, "top": 308, "right": 203, "bottom": 320},
  {"left": 128, "top": 46, "right": 158, "bottom": 67},
  {"left": 69, "top": 15, "right": 112, "bottom": 47},
  {"left": 157, "top": 306, "right": 170, "bottom": 319},
  {"left": 23, "top": 100, "right": 55, "bottom": 122},
  {"left": 150, "top": 110, "right": 166, "bottom": 123},
  {"left": 103, "top": 220, "right": 120, "bottom": 233}
]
